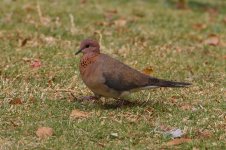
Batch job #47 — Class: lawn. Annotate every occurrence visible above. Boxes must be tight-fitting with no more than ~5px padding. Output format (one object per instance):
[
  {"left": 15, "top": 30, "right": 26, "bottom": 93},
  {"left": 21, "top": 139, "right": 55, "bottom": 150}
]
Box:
[{"left": 0, "top": 0, "right": 225, "bottom": 149}]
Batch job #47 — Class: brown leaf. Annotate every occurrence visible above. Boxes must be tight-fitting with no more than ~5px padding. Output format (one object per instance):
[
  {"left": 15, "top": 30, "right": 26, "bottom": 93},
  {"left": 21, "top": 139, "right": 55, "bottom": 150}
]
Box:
[
  {"left": 80, "top": 0, "right": 87, "bottom": 4},
  {"left": 104, "top": 9, "right": 118, "bottom": 20},
  {"left": 30, "top": 59, "right": 42, "bottom": 68},
  {"left": 203, "top": 34, "right": 220, "bottom": 46},
  {"left": 23, "top": 4, "right": 35, "bottom": 12},
  {"left": 179, "top": 103, "right": 192, "bottom": 110},
  {"left": 166, "top": 138, "right": 192, "bottom": 146},
  {"left": 9, "top": 98, "right": 22, "bottom": 105},
  {"left": 70, "top": 109, "right": 90, "bottom": 119},
  {"left": 105, "top": 9, "right": 118, "bottom": 14},
  {"left": 36, "top": 127, "right": 53, "bottom": 139},
  {"left": 192, "top": 23, "right": 207, "bottom": 30},
  {"left": 223, "top": 17, "right": 226, "bottom": 25},
  {"left": 20, "top": 37, "right": 31, "bottom": 47},
  {"left": 95, "top": 21, "right": 112, "bottom": 27},
  {"left": 142, "top": 66, "right": 154, "bottom": 75},
  {"left": 176, "top": 0, "right": 187, "bottom": 9},
  {"left": 114, "top": 19, "right": 127, "bottom": 27},
  {"left": 223, "top": 55, "right": 226, "bottom": 59}
]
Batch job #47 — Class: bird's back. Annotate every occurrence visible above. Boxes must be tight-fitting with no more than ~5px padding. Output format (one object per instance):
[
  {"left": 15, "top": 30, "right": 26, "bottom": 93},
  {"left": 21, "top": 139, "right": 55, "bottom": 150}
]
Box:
[{"left": 95, "top": 54, "right": 150, "bottom": 91}]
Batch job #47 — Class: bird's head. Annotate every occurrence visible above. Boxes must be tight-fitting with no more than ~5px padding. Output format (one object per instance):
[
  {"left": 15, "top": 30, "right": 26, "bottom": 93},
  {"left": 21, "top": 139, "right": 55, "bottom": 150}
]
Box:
[{"left": 75, "top": 39, "right": 100, "bottom": 55}]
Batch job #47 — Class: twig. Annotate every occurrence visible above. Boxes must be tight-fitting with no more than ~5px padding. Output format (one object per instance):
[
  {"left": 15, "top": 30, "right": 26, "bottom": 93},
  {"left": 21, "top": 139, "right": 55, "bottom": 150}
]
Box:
[
  {"left": 69, "top": 14, "right": 77, "bottom": 34},
  {"left": 37, "top": 1, "right": 42, "bottom": 22}
]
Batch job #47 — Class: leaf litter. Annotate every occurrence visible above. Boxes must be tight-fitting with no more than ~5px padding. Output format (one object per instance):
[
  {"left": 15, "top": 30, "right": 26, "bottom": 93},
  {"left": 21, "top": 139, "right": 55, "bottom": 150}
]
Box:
[
  {"left": 142, "top": 66, "right": 154, "bottom": 75},
  {"left": 9, "top": 98, "right": 23, "bottom": 105},
  {"left": 203, "top": 34, "right": 220, "bottom": 46},
  {"left": 36, "top": 127, "right": 53, "bottom": 139}
]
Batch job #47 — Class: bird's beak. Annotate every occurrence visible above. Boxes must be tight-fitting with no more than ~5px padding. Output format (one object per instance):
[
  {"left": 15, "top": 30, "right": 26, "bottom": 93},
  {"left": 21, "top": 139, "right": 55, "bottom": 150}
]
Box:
[{"left": 75, "top": 48, "right": 82, "bottom": 55}]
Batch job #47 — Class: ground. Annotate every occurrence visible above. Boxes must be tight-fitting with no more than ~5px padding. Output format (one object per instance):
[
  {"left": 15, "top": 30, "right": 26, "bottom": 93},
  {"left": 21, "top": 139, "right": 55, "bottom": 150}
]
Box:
[{"left": 0, "top": 0, "right": 225, "bottom": 149}]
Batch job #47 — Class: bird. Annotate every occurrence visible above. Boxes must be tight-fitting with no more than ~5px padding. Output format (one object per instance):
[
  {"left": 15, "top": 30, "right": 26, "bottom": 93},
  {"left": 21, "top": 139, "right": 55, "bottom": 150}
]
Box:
[{"left": 75, "top": 39, "right": 191, "bottom": 100}]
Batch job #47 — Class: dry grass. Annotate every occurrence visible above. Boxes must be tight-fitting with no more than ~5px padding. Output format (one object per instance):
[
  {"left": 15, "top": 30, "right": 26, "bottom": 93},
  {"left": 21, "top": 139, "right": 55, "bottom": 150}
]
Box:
[{"left": 0, "top": 0, "right": 225, "bottom": 149}]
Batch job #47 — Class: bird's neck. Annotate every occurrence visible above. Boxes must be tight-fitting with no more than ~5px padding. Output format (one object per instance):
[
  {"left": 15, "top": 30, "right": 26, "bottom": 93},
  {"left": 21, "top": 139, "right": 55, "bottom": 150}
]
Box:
[{"left": 80, "top": 52, "right": 99, "bottom": 71}]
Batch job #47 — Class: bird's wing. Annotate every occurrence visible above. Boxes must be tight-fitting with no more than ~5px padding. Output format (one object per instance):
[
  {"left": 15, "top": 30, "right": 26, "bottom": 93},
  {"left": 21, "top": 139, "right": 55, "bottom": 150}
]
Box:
[
  {"left": 96, "top": 54, "right": 191, "bottom": 92},
  {"left": 99, "top": 54, "right": 150, "bottom": 91}
]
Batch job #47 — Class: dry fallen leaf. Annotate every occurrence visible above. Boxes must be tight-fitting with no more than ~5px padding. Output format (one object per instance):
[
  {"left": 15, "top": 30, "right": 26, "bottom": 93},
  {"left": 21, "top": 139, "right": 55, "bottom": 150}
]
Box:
[
  {"left": 70, "top": 109, "right": 90, "bottom": 119},
  {"left": 192, "top": 23, "right": 207, "bottom": 30},
  {"left": 36, "top": 127, "right": 53, "bottom": 139},
  {"left": 105, "top": 9, "right": 118, "bottom": 14},
  {"left": 166, "top": 138, "right": 192, "bottom": 146},
  {"left": 20, "top": 37, "right": 31, "bottom": 47},
  {"left": 223, "top": 17, "right": 226, "bottom": 25},
  {"left": 142, "top": 66, "right": 154, "bottom": 75},
  {"left": 104, "top": 9, "right": 118, "bottom": 20},
  {"left": 80, "top": 0, "right": 87, "bottom": 4},
  {"left": 30, "top": 59, "right": 42, "bottom": 68},
  {"left": 180, "top": 103, "right": 192, "bottom": 110},
  {"left": 203, "top": 34, "right": 220, "bottom": 46},
  {"left": 9, "top": 98, "right": 22, "bottom": 105},
  {"left": 95, "top": 21, "right": 111, "bottom": 27},
  {"left": 176, "top": 0, "right": 187, "bottom": 9},
  {"left": 223, "top": 55, "right": 226, "bottom": 59},
  {"left": 23, "top": 3, "right": 35, "bottom": 12},
  {"left": 114, "top": 19, "right": 127, "bottom": 27}
]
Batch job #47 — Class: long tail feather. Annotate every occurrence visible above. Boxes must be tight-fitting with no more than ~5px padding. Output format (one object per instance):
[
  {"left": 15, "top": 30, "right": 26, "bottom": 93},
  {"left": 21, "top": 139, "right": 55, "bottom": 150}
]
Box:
[{"left": 148, "top": 77, "right": 191, "bottom": 88}]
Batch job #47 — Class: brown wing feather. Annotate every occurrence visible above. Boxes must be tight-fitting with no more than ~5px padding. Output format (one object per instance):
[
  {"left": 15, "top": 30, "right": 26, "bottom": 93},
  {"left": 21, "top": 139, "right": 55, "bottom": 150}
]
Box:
[
  {"left": 99, "top": 54, "right": 150, "bottom": 91},
  {"left": 97, "top": 54, "right": 191, "bottom": 91}
]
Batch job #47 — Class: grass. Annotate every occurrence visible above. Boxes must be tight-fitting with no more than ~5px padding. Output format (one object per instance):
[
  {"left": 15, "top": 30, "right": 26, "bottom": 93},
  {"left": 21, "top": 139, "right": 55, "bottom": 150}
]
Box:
[{"left": 0, "top": 0, "right": 225, "bottom": 149}]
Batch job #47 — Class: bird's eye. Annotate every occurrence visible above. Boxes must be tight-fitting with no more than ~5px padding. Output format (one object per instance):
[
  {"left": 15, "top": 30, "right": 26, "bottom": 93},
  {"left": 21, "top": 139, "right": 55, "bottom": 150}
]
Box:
[{"left": 85, "top": 45, "right": 90, "bottom": 48}]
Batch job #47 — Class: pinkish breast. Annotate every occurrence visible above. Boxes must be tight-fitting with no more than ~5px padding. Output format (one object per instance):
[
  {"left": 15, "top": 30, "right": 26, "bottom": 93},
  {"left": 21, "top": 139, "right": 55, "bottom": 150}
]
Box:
[{"left": 79, "top": 53, "right": 99, "bottom": 77}]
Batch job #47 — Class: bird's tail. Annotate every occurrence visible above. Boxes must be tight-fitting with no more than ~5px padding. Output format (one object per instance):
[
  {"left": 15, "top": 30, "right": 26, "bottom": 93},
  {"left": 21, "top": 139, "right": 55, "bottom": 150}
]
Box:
[{"left": 148, "top": 77, "right": 191, "bottom": 88}]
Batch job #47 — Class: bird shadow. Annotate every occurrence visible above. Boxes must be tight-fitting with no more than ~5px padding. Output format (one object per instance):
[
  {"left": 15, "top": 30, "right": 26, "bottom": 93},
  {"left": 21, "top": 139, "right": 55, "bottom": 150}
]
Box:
[
  {"left": 73, "top": 94, "right": 175, "bottom": 110},
  {"left": 74, "top": 96, "right": 153, "bottom": 109},
  {"left": 98, "top": 99, "right": 153, "bottom": 110}
]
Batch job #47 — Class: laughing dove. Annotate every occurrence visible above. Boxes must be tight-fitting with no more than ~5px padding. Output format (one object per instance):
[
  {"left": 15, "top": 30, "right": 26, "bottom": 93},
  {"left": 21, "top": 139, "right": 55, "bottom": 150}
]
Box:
[{"left": 75, "top": 39, "right": 191, "bottom": 99}]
